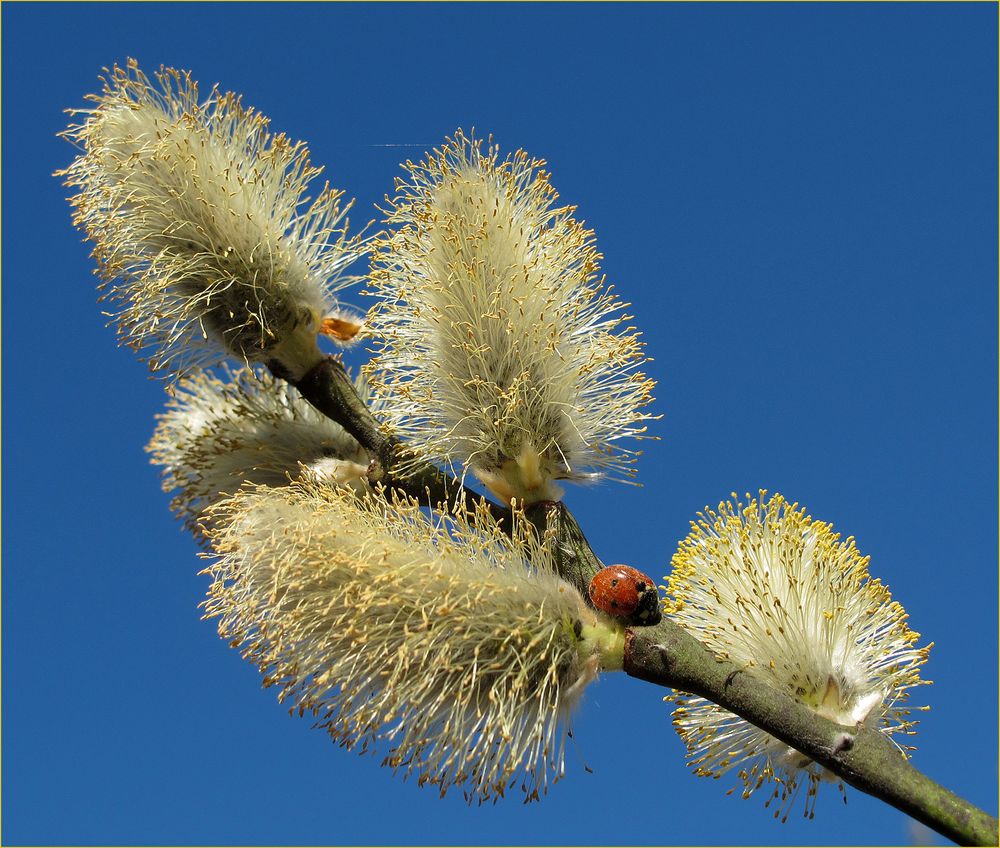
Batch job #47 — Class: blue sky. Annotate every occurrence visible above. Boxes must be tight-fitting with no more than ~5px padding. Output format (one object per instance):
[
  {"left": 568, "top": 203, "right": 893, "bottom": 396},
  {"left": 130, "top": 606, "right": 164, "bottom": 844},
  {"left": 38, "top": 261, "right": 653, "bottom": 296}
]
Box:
[{"left": 3, "top": 2, "right": 996, "bottom": 845}]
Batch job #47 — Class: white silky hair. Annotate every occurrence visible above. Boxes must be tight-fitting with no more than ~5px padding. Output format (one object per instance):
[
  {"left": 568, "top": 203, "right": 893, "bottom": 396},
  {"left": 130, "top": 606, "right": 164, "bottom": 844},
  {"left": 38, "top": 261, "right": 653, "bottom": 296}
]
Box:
[
  {"left": 148, "top": 366, "right": 373, "bottom": 537},
  {"left": 203, "top": 482, "right": 614, "bottom": 802},
  {"left": 665, "top": 492, "right": 930, "bottom": 821},
  {"left": 366, "top": 130, "right": 656, "bottom": 503},
  {"left": 58, "top": 60, "right": 363, "bottom": 380}
]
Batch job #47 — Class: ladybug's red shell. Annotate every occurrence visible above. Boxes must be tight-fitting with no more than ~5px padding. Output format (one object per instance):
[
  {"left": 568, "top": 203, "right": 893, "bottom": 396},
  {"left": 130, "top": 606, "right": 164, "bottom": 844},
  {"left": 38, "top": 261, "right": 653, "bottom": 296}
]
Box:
[{"left": 588, "top": 565, "right": 661, "bottom": 625}]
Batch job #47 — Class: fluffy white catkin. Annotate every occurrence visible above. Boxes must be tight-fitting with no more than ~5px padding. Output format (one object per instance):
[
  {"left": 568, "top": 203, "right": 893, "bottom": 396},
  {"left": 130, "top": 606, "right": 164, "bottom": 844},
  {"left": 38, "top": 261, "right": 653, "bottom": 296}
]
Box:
[
  {"left": 665, "top": 492, "right": 930, "bottom": 821},
  {"left": 366, "top": 130, "right": 655, "bottom": 504},
  {"left": 203, "top": 483, "right": 624, "bottom": 802},
  {"left": 147, "top": 366, "right": 373, "bottom": 537},
  {"left": 58, "top": 60, "right": 363, "bottom": 380}
]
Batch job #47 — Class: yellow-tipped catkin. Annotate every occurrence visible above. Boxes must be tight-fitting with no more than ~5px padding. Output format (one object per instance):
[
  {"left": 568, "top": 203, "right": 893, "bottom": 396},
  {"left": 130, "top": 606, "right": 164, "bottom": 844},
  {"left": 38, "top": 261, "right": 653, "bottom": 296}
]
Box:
[
  {"left": 203, "top": 482, "right": 623, "bottom": 802},
  {"left": 366, "top": 130, "right": 655, "bottom": 504},
  {"left": 665, "top": 491, "right": 930, "bottom": 821},
  {"left": 58, "top": 60, "right": 363, "bottom": 380}
]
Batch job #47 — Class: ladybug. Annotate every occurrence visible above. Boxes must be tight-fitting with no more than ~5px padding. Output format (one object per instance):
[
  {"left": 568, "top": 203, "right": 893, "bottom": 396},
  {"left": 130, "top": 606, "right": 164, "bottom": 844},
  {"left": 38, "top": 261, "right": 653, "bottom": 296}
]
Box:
[{"left": 588, "top": 564, "right": 661, "bottom": 625}]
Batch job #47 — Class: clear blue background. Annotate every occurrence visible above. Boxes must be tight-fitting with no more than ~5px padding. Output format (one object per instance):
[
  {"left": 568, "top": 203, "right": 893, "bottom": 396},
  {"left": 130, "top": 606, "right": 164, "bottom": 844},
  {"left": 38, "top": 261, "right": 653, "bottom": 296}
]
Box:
[{"left": 3, "top": 3, "right": 996, "bottom": 845}]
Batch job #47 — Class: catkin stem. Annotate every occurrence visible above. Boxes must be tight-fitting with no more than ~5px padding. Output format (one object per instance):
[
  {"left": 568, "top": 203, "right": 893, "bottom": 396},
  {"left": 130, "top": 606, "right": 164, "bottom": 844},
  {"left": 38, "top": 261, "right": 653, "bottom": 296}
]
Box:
[
  {"left": 579, "top": 621, "right": 625, "bottom": 671},
  {"left": 524, "top": 500, "right": 605, "bottom": 598},
  {"left": 272, "top": 356, "right": 503, "bottom": 518}
]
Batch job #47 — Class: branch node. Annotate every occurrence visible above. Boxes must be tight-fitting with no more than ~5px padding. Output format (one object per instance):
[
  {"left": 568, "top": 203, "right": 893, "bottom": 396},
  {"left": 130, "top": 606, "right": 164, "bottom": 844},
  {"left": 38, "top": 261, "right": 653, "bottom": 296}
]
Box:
[{"left": 831, "top": 731, "right": 855, "bottom": 755}]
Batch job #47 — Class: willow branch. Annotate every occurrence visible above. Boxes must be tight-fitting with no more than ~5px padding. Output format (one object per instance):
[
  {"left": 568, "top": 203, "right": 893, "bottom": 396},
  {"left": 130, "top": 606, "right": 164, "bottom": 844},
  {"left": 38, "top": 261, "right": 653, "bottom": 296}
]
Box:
[
  {"left": 271, "top": 356, "right": 501, "bottom": 517},
  {"left": 524, "top": 499, "right": 605, "bottom": 597},
  {"left": 278, "top": 354, "right": 997, "bottom": 847},
  {"left": 624, "top": 620, "right": 997, "bottom": 847}
]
